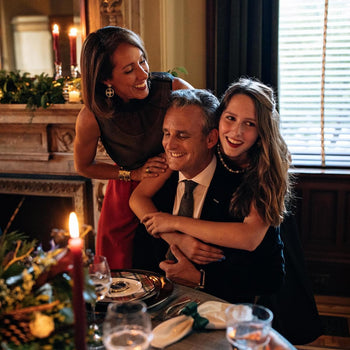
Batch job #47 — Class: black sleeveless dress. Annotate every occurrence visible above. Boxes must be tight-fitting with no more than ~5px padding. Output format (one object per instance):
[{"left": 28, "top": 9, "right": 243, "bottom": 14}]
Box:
[{"left": 95, "top": 72, "right": 173, "bottom": 269}]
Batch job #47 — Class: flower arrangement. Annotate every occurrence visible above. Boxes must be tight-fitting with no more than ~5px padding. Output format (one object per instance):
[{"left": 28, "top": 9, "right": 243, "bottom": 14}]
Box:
[{"left": 0, "top": 231, "right": 95, "bottom": 350}]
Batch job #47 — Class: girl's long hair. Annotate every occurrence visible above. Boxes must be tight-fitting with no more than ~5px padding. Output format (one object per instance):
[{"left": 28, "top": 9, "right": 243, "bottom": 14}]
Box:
[{"left": 217, "top": 77, "right": 294, "bottom": 226}]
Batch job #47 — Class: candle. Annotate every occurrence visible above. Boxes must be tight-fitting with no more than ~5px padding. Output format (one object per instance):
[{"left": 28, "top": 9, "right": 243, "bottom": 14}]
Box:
[
  {"left": 69, "top": 212, "right": 87, "bottom": 350},
  {"left": 69, "top": 27, "right": 77, "bottom": 67},
  {"left": 52, "top": 24, "right": 61, "bottom": 64},
  {"left": 69, "top": 89, "right": 81, "bottom": 103}
]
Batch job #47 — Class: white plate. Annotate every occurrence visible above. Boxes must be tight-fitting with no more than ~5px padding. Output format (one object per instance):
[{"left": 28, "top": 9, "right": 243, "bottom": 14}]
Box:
[{"left": 107, "top": 277, "right": 143, "bottom": 297}]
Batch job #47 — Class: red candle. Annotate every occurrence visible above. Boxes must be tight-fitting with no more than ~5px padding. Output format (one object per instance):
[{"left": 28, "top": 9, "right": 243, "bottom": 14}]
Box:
[
  {"left": 52, "top": 24, "right": 61, "bottom": 64},
  {"left": 69, "top": 28, "right": 77, "bottom": 66},
  {"left": 69, "top": 212, "right": 87, "bottom": 350}
]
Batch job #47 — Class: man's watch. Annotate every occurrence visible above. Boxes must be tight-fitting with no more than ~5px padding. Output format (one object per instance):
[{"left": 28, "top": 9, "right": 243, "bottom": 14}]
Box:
[{"left": 196, "top": 269, "right": 205, "bottom": 290}]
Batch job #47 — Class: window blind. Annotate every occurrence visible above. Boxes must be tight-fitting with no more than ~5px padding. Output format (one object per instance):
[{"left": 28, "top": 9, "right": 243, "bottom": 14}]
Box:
[{"left": 279, "top": 0, "right": 350, "bottom": 167}]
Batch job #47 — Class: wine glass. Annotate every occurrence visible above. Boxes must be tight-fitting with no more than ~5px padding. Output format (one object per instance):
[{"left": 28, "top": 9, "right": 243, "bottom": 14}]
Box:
[
  {"left": 225, "top": 303, "right": 273, "bottom": 350},
  {"left": 88, "top": 255, "right": 112, "bottom": 349},
  {"left": 103, "top": 301, "right": 153, "bottom": 350}
]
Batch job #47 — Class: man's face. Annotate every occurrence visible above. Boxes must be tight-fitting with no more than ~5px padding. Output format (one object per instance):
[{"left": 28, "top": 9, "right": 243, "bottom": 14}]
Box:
[{"left": 162, "top": 105, "right": 218, "bottom": 178}]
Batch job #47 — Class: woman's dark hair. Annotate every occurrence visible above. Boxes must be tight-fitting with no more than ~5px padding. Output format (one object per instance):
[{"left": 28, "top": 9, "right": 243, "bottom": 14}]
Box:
[{"left": 80, "top": 26, "right": 147, "bottom": 118}]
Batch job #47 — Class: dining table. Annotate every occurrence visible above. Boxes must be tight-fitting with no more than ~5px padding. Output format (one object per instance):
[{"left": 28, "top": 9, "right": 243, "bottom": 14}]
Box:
[{"left": 147, "top": 283, "right": 297, "bottom": 350}]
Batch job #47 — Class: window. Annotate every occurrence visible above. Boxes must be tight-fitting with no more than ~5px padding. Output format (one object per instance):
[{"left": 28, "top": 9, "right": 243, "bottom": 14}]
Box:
[{"left": 279, "top": 0, "right": 350, "bottom": 167}]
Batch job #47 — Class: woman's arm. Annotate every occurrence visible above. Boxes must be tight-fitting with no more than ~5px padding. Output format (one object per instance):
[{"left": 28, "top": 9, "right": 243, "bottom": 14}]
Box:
[
  {"left": 142, "top": 204, "right": 269, "bottom": 251},
  {"left": 74, "top": 106, "right": 167, "bottom": 180},
  {"left": 129, "top": 168, "right": 173, "bottom": 218},
  {"left": 129, "top": 172, "right": 224, "bottom": 264}
]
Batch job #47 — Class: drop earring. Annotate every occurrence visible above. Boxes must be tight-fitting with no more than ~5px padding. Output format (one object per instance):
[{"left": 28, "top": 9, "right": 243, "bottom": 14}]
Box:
[{"left": 105, "top": 84, "right": 115, "bottom": 98}]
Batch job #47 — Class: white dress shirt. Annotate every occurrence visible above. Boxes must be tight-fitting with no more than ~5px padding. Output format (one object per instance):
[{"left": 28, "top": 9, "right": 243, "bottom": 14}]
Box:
[{"left": 173, "top": 155, "right": 217, "bottom": 218}]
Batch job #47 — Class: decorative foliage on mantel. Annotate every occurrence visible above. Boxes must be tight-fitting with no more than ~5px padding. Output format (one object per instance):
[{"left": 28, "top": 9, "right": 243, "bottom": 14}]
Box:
[{"left": 0, "top": 70, "right": 74, "bottom": 110}]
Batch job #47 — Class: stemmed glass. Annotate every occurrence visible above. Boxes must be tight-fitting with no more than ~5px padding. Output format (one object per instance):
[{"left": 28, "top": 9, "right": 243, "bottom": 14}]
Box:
[
  {"left": 88, "top": 255, "right": 112, "bottom": 349},
  {"left": 103, "top": 300, "right": 153, "bottom": 350},
  {"left": 225, "top": 303, "right": 273, "bottom": 350}
]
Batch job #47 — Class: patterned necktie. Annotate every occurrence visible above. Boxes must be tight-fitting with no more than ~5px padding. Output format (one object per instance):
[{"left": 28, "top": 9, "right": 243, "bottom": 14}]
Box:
[{"left": 166, "top": 180, "right": 198, "bottom": 260}]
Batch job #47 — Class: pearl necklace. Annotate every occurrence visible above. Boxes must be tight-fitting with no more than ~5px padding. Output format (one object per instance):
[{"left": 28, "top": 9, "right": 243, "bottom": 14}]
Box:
[{"left": 217, "top": 144, "right": 246, "bottom": 174}]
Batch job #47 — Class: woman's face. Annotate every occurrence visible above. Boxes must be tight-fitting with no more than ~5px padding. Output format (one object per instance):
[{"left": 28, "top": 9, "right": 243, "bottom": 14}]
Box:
[
  {"left": 105, "top": 42, "right": 149, "bottom": 102},
  {"left": 219, "top": 94, "right": 259, "bottom": 167}
]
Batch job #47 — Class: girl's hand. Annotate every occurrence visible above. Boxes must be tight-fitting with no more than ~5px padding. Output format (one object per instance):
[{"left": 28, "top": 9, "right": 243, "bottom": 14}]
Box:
[
  {"left": 142, "top": 212, "right": 176, "bottom": 236},
  {"left": 131, "top": 154, "right": 168, "bottom": 181}
]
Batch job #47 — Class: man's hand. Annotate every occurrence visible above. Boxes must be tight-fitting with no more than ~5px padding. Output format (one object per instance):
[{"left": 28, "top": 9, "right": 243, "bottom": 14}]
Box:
[
  {"left": 161, "top": 234, "right": 224, "bottom": 265},
  {"left": 159, "top": 245, "right": 201, "bottom": 287}
]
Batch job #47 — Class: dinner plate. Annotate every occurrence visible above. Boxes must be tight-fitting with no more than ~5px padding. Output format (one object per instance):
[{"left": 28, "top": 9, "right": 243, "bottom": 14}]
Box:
[{"left": 96, "top": 269, "right": 174, "bottom": 311}]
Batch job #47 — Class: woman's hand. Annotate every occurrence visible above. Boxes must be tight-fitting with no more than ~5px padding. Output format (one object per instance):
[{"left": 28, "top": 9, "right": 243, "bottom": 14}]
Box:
[
  {"left": 131, "top": 154, "right": 168, "bottom": 181},
  {"left": 142, "top": 212, "right": 176, "bottom": 237}
]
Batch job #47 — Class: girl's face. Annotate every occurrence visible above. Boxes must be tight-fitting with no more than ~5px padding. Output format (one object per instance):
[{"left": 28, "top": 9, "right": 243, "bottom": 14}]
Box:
[
  {"left": 104, "top": 42, "right": 149, "bottom": 102},
  {"left": 219, "top": 94, "right": 259, "bottom": 167}
]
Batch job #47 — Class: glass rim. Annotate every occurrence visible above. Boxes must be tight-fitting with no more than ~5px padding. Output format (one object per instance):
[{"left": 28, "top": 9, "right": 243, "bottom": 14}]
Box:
[
  {"left": 106, "top": 300, "right": 147, "bottom": 314},
  {"left": 225, "top": 303, "right": 273, "bottom": 324}
]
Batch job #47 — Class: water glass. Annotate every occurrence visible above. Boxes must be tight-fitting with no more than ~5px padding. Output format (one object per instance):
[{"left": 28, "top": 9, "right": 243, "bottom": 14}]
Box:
[
  {"left": 225, "top": 303, "right": 273, "bottom": 350},
  {"left": 103, "top": 301, "right": 153, "bottom": 350}
]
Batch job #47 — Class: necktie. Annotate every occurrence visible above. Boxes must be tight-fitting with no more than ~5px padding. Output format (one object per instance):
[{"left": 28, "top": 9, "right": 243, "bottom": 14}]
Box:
[
  {"left": 166, "top": 180, "right": 198, "bottom": 260},
  {"left": 178, "top": 180, "right": 198, "bottom": 217}
]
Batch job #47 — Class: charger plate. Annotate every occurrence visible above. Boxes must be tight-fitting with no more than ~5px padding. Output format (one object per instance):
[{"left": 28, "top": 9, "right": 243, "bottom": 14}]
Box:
[{"left": 96, "top": 269, "right": 174, "bottom": 310}]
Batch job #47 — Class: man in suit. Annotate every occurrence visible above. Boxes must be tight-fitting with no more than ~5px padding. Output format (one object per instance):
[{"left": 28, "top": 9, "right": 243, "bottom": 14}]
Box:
[{"left": 131, "top": 89, "right": 284, "bottom": 303}]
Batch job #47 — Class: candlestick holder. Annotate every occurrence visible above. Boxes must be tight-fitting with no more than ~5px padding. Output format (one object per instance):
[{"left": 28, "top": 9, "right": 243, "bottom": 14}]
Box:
[
  {"left": 54, "top": 62, "right": 63, "bottom": 80},
  {"left": 70, "top": 65, "right": 80, "bottom": 79}
]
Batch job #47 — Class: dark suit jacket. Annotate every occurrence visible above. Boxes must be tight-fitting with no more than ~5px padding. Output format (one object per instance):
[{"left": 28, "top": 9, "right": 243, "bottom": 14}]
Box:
[{"left": 133, "top": 160, "right": 285, "bottom": 303}]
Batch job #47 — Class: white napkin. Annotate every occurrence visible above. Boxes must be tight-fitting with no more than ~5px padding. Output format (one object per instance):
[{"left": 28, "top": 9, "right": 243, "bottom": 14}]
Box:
[{"left": 151, "top": 301, "right": 231, "bottom": 349}]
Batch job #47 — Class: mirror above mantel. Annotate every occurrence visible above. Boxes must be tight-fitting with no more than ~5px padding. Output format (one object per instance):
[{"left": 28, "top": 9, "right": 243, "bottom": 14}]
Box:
[
  {"left": 0, "top": 0, "right": 142, "bottom": 78},
  {"left": 0, "top": 0, "right": 82, "bottom": 77}
]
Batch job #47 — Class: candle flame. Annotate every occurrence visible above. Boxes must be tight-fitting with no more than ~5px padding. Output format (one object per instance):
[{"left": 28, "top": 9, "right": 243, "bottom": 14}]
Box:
[
  {"left": 69, "top": 212, "right": 79, "bottom": 238},
  {"left": 69, "top": 27, "right": 78, "bottom": 37},
  {"left": 53, "top": 24, "right": 59, "bottom": 34}
]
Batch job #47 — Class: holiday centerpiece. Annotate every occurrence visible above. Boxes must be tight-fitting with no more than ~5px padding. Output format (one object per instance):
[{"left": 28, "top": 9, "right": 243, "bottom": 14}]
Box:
[{"left": 0, "top": 229, "right": 95, "bottom": 349}]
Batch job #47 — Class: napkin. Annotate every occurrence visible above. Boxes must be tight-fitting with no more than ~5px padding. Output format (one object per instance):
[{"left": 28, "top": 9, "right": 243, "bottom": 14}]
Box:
[{"left": 151, "top": 301, "right": 231, "bottom": 348}]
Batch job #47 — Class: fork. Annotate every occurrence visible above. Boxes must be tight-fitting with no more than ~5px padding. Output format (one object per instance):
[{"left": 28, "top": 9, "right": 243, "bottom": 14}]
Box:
[
  {"left": 157, "top": 297, "right": 201, "bottom": 321},
  {"left": 162, "top": 298, "right": 202, "bottom": 320},
  {"left": 152, "top": 296, "right": 192, "bottom": 321}
]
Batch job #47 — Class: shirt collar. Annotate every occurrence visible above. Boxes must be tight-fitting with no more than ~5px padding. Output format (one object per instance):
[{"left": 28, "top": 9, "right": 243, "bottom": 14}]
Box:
[{"left": 178, "top": 155, "right": 217, "bottom": 187}]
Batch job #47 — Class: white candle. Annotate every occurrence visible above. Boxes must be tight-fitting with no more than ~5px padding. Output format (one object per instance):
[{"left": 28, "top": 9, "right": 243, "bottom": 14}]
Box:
[{"left": 69, "top": 90, "right": 80, "bottom": 103}]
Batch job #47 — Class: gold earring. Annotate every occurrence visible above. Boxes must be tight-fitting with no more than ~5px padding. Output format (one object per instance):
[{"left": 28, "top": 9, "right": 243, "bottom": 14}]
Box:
[{"left": 105, "top": 84, "right": 115, "bottom": 98}]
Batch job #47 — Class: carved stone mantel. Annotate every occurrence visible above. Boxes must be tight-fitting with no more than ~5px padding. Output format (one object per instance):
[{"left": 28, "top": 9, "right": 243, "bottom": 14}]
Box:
[
  {"left": 0, "top": 104, "right": 82, "bottom": 175},
  {"left": 0, "top": 103, "right": 111, "bottom": 232}
]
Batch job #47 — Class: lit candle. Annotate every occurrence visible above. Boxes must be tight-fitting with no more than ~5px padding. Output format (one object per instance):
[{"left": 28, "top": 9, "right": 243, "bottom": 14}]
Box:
[
  {"left": 52, "top": 24, "right": 61, "bottom": 64},
  {"left": 69, "top": 212, "right": 87, "bottom": 350},
  {"left": 69, "top": 89, "right": 81, "bottom": 103},
  {"left": 69, "top": 27, "right": 77, "bottom": 67}
]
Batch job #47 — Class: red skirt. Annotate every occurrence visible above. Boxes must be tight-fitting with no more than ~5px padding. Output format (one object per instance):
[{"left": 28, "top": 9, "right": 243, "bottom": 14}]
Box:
[{"left": 96, "top": 179, "right": 140, "bottom": 269}]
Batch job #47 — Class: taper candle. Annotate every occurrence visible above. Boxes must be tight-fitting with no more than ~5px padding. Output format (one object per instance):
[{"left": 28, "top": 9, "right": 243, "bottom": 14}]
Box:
[
  {"left": 69, "top": 212, "right": 87, "bottom": 350},
  {"left": 52, "top": 24, "right": 61, "bottom": 64},
  {"left": 69, "top": 28, "right": 77, "bottom": 67}
]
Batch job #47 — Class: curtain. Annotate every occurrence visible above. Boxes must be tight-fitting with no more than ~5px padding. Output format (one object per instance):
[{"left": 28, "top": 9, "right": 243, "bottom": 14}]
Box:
[{"left": 214, "top": 0, "right": 279, "bottom": 97}]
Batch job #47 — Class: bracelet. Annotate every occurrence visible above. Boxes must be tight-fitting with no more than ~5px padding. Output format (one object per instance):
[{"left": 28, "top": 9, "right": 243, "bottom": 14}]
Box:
[
  {"left": 118, "top": 167, "right": 131, "bottom": 181},
  {"left": 196, "top": 269, "right": 205, "bottom": 290}
]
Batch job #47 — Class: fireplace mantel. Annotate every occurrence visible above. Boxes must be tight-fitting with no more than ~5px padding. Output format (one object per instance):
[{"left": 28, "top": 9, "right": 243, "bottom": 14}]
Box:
[
  {"left": 0, "top": 103, "right": 110, "bottom": 239},
  {"left": 0, "top": 104, "right": 83, "bottom": 175}
]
